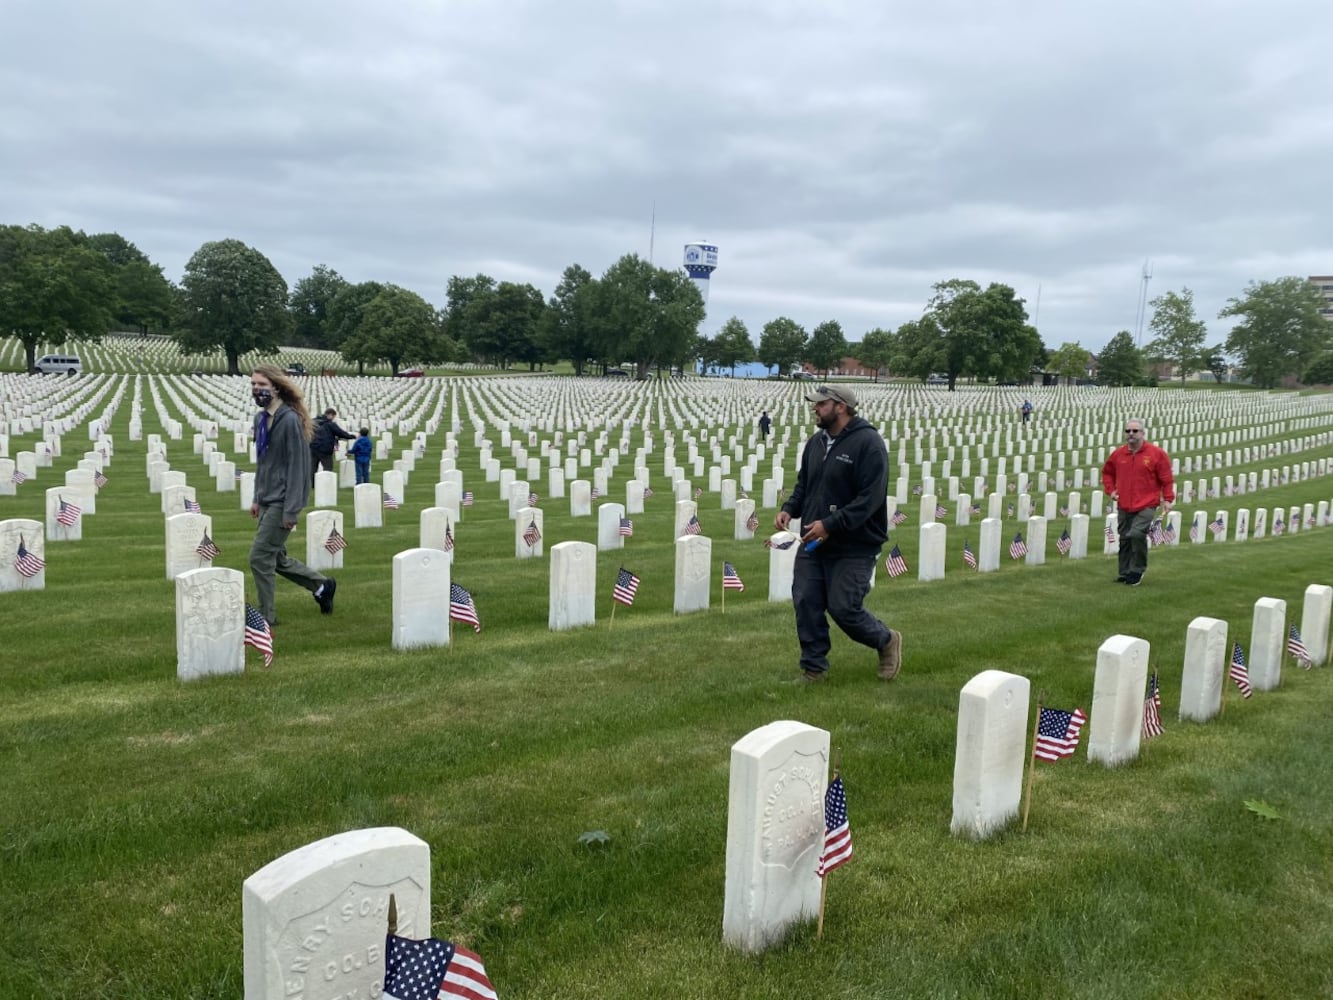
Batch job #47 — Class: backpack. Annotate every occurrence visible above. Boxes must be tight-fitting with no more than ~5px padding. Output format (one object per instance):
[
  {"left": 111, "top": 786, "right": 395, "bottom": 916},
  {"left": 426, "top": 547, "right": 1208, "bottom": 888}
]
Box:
[{"left": 311, "top": 417, "right": 335, "bottom": 453}]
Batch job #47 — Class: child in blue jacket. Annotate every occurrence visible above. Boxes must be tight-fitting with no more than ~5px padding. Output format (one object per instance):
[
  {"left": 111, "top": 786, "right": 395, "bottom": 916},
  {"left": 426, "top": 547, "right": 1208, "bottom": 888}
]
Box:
[{"left": 349, "top": 428, "right": 373, "bottom": 484}]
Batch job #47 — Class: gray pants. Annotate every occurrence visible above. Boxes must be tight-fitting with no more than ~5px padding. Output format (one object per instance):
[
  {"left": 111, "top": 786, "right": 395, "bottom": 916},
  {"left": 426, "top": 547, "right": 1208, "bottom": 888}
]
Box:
[
  {"left": 1117, "top": 506, "right": 1159, "bottom": 579},
  {"left": 249, "top": 504, "right": 325, "bottom": 625},
  {"left": 791, "top": 552, "right": 891, "bottom": 675}
]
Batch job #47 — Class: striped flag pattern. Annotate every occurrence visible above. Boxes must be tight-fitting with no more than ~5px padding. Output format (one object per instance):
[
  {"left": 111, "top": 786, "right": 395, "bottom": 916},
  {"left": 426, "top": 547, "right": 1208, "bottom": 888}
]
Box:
[
  {"left": 244, "top": 604, "right": 274, "bottom": 667},
  {"left": 195, "top": 532, "right": 220, "bottom": 561},
  {"left": 449, "top": 584, "right": 481, "bottom": 633},
  {"left": 1034, "top": 706, "right": 1086, "bottom": 761},
  {"left": 613, "top": 567, "right": 640, "bottom": 606},
  {"left": 1229, "top": 642, "right": 1253, "bottom": 698},
  {"left": 1055, "top": 529, "right": 1071, "bottom": 555},
  {"left": 1009, "top": 532, "right": 1027, "bottom": 560},
  {"left": 618, "top": 517, "right": 634, "bottom": 537},
  {"left": 56, "top": 497, "right": 82, "bottom": 526},
  {"left": 1288, "top": 625, "right": 1312, "bottom": 668},
  {"left": 1142, "top": 672, "right": 1164, "bottom": 739},
  {"left": 383, "top": 493, "right": 401, "bottom": 510},
  {"left": 14, "top": 535, "right": 44, "bottom": 578},
  {"left": 816, "top": 776, "right": 853, "bottom": 878},
  {"left": 963, "top": 539, "right": 977, "bottom": 569},
  {"left": 325, "top": 528, "right": 348, "bottom": 554},
  {"left": 884, "top": 544, "right": 908, "bottom": 577},
  {"left": 722, "top": 561, "right": 744, "bottom": 592}
]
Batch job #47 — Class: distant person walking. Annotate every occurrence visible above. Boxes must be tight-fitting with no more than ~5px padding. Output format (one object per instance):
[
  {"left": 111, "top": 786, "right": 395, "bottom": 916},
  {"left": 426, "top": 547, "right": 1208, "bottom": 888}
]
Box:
[
  {"left": 349, "top": 427, "right": 374, "bottom": 484},
  {"left": 248, "top": 365, "right": 336, "bottom": 625},
  {"left": 775, "top": 385, "right": 901, "bottom": 683},
  {"left": 758, "top": 410, "right": 771, "bottom": 439},
  {"left": 1101, "top": 417, "right": 1174, "bottom": 587},
  {"left": 310, "top": 407, "right": 356, "bottom": 486},
  {"left": 1021, "top": 399, "right": 1033, "bottom": 424}
]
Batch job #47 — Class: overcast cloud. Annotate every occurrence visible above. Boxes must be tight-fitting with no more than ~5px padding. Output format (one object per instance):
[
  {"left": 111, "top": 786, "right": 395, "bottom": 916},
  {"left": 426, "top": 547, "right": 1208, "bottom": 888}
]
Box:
[{"left": 3, "top": 0, "right": 1331, "bottom": 353}]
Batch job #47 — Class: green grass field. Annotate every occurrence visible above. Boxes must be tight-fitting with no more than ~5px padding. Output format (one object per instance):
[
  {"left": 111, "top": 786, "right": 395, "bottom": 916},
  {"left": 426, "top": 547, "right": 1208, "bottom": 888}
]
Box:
[{"left": 1, "top": 391, "right": 1331, "bottom": 999}]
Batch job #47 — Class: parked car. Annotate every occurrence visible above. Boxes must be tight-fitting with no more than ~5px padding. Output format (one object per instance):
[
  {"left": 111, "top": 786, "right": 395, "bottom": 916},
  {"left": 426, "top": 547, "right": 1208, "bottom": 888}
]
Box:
[
  {"left": 604, "top": 368, "right": 630, "bottom": 378},
  {"left": 926, "top": 373, "right": 948, "bottom": 385},
  {"left": 284, "top": 362, "right": 307, "bottom": 376},
  {"left": 33, "top": 354, "right": 82, "bottom": 375},
  {"left": 792, "top": 371, "right": 815, "bottom": 381},
  {"left": 394, "top": 367, "right": 424, "bottom": 377}
]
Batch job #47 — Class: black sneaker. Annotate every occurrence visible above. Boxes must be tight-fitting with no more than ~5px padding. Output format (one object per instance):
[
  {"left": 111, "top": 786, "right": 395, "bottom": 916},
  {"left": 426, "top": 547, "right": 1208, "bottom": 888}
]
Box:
[
  {"left": 1125, "top": 573, "right": 1142, "bottom": 587},
  {"left": 1114, "top": 575, "right": 1127, "bottom": 583},
  {"left": 790, "top": 671, "right": 826, "bottom": 684},
  {"left": 315, "top": 578, "right": 337, "bottom": 614}
]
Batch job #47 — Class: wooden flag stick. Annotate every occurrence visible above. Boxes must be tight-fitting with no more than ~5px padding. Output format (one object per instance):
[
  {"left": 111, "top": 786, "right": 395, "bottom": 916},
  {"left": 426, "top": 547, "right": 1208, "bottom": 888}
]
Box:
[
  {"left": 1021, "top": 700, "right": 1043, "bottom": 833},
  {"left": 721, "top": 585, "right": 726, "bottom": 614},
  {"left": 816, "top": 748, "right": 841, "bottom": 941},
  {"left": 609, "top": 601, "right": 617, "bottom": 629},
  {"left": 388, "top": 892, "right": 398, "bottom": 936}
]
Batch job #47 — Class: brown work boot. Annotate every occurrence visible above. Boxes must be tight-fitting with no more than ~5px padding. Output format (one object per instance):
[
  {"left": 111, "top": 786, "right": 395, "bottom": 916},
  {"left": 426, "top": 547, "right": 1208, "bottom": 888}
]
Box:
[
  {"left": 790, "top": 670, "right": 826, "bottom": 685},
  {"left": 877, "top": 630, "right": 902, "bottom": 681}
]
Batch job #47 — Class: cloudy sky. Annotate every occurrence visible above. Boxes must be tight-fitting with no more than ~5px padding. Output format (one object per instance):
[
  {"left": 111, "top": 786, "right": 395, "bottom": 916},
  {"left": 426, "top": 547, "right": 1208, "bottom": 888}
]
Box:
[{"left": 3, "top": 0, "right": 1331, "bottom": 353}]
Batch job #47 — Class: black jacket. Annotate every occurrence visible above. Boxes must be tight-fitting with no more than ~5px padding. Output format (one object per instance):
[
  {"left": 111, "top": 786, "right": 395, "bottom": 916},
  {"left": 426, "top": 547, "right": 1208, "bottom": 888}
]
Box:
[
  {"left": 781, "top": 416, "right": 889, "bottom": 556},
  {"left": 310, "top": 415, "right": 356, "bottom": 455}
]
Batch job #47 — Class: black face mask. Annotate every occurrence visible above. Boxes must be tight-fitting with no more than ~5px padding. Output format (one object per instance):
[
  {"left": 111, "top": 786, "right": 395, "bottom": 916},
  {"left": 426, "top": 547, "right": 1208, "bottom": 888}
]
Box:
[{"left": 253, "top": 389, "right": 273, "bottom": 407}]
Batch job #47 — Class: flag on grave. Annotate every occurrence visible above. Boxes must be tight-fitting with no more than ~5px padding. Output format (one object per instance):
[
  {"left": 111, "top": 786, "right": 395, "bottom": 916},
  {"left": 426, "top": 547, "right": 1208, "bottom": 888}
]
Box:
[
  {"left": 722, "top": 561, "right": 744, "bottom": 592},
  {"left": 94, "top": 470, "right": 108, "bottom": 489},
  {"left": 184, "top": 496, "right": 202, "bottom": 513},
  {"left": 56, "top": 497, "right": 82, "bottom": 527},
  {"left": 970, "top": 503, "right": 982, "bottom": 515},
  {"left": 528, "top": 491, "right": 540, "bottom": 506},
  {"left": 1287, "top": 625, "right": 1312, "bottom": 668},
  {"left": 817, "top": 775, "right": 853, "bottom": 878},
  {"left": 912, "top": 484, "right": 922, "bottom": 495},
  {"left": 884, "top": 544, "right": 908, "bottom": 577},
  {"left": 1272, "top": 516, "right": 1285, "bottom": 536},
  {"left": 590, "top": 487, "right": 600, "bottom": 500},
  {"left": 523, "top": 519, "right": 542, "bottom": 547},
  {"left": 325, "top": 528, "right": 348, "bottom": 554},
  {"left": 764, "top": 535, "right": 796, "bottom": 550},
  {"left": 684, "top": 515, "right": 702, "bottom": 536},
  {"left": 1009, "top": 532, "right": 1027, "bottom": 560},
  {"left": 1059, "top": 505, "right": 1069, "bottom": 517},
  {"left": 1148, "top": 519, "right": 1167, "bottom": 546},
  {"left": 618, "top": 517, "right": 634, "bottom": 537},
  {"left": 1208, "top": 516, "right": 1224, "bottom": 538},
  {"left": 461, "top": 491, "right": 474, "bottom": 506},
  {"left": 694, "top": 487, "right": 703, "bottom": 499},
  {"left": 891, "top": 510, "right": 908, "bottom": 525},
  {"left": 963, "top": 539, "right": 977, "bottom": 569},
  {"left": 1189, "top": 521, "right": 1200, "bottom": 543},
  {"left": 1034, "top": 706, "right": 1086, "bottom": 761},
  {"left": 1142, "top": 672, "right": 1164, "bottom": 740},
  {"left": 384, "top": 493, "right": 401, "bottom": 510},
  {"left": 195, "top": 532, "right": 220, "bottom": 561},
  {"left": 1006, "top": 503, "right": 1015, "bottom": 517},
  {"left": 935, "top": 504, "right": 948, "bottom": 518},
  {"left": 643, "top": 486, "right": 654, "bottom": 498},
  {"left": 443, "top": 525, "right": 454, "bottom": 551},
  {"left": 449, "top": 584, "right": 481, "bottom": 633},
  {"left": 14, "top": 535, "right": 44, "bottom": 578},
  {"left": 1106, "top": 522, "right": 1116, "bottom": 542},
  {"left": 1055, "top": 529, "right": 1071, "bottom": 555},
  {"left": 1229, "top": 642, "right": 1253, "bottom": 698},
  {"left": 613, "top": 567, "right": 640, "bottom": 606},
  {"left": 244, "top": 604, "right": 274, "bottom": 667},
  {"left": 382, "top": 930, "right": 495, "bottom": 1000},
  {"left": 745, "top": 511, "right": 760, "bottom": 532},
  {"left": 10, "top": 469, "right": 26, "bottom": 485}
]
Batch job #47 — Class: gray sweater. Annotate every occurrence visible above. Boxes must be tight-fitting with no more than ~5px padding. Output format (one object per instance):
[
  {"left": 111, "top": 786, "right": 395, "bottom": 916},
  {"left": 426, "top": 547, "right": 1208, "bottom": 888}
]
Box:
[{"left": 253, "top": 404, "right": 311, "bottom": 522}]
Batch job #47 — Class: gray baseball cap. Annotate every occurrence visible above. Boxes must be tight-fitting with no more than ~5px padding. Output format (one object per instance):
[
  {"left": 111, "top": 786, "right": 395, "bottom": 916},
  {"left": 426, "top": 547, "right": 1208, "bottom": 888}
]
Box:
[{"left": 805, "top": 385, "right": 859, "bottom": 408}]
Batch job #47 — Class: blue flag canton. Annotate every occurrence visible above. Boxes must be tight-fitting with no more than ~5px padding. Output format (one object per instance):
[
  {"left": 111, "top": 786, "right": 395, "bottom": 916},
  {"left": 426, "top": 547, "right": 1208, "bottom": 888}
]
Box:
[{"left": 383, "top": 933, "right": 454, "bottom": 1000}]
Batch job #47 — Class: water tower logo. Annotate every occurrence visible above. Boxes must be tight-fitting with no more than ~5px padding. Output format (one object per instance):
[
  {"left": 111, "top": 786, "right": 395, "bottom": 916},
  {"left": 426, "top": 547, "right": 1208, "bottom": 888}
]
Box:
[{"left": 683, "top": 242, "right": 718, "bottom": 304}]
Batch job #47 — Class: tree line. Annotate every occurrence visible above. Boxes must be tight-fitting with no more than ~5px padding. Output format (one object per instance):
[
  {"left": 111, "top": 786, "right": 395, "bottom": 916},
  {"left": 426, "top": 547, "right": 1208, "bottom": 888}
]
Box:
[{"left": 1, "top": 222, "right": 1328, "bottom": 385}]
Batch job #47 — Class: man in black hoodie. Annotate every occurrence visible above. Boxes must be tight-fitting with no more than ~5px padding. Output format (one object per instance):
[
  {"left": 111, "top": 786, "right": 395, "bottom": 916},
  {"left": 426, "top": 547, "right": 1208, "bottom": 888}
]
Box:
[
  {"left": 310, "top": 408, "right": 357, "bottom": 486},
  {"left": 775, "top": 385, "right": 901, "bottom": 683}
]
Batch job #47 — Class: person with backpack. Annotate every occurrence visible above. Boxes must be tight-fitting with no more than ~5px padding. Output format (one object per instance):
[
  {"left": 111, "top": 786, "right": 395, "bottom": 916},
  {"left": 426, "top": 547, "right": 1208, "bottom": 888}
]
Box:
[{"left": 310, "top": 408, "right": 356, "bottom": 485}]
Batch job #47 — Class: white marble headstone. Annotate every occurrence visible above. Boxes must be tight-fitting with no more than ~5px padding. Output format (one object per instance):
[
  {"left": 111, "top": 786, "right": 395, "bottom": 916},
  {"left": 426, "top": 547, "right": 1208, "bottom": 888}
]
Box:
[
  {"left": 951, "top": 670, "right": 1030, "bottom": 839},
  {"left": 175, "top": 567, "right": 246, "bottom": 681}
]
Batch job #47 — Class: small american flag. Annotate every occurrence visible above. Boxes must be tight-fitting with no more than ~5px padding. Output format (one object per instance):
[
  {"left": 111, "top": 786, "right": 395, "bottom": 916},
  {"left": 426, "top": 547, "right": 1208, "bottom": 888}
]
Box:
[
  {"left": 56, "top": 497, "right": 82, "bottom": 527},
  {"left": 891, "top": 510, "right": 907, "bottom": 525},
  {"left": 722, "top": 561, "right": 745, "bottom": 592},
  {"left": 1189, "top": 521, "right": 1200, "bottom": 543},
  {"left": 461, "top": 491, "right": 474, "bottom": 506},
  {"left": 94, "top": 470, "right": 108, "bottom": 489},
  {"left": 1059, "top": 505, "right": 1069, "bottom": 517},
  {"left": 884, "top": 543, "right": 908, "bottom": 577},
  {"left": 912, "top": 484, "right": 922, "bottom": 495},
  {"left": 1148, "top": 519, "right": 1167, "bottom": 546},
  {"left": 14, "top": 535, "right": 44, "bottom": 578},
  {"left": 1055, "top": 529, "right": 1071, "bottom": 555},
  {"left": 643, "top": 486, "right": 654, "bottom": 498},
  {"left": 963, "top": 539, "right": 977, "bottom": 569},
  {"left": 1009, "top": 532, "right": 1027, "bottom": 560},
  {"left": 1006, "top": 503, "right": 1015, "bottom": 517},
  {"left": 10, "top": 469, "right": 26, "bottom": 485},
  {"left": 1229, "top": 642, "right": 1253, "bottom": 698},
  {"left": 817, "top": 775, "right": 853, "bottom": 878},
  {"left": 684, "top": 515, "right": 702, "bottom": 536},
  {"left": 528, "top": 491, "right": 540, "bottom": 506},
  {"left": 745, "top": 511, "right": 759, "bottom": 532},
  {"left": 970, "top": 503, "right": 981, "bottom": 515},
  {"left": 1272, "top": 517, "right": 1285, "bottom": 537},
  {"left": 1288, "top": 625, "right": 1312, "bottom": 668},
  {"left": 449, "top": 583, "right": 481, "bottom": 633},
  {"left": 184, "top": 496, "right": 202, "bottom": 513},
  {"left": 382, "top": 931, "right": 495, "bottom": 1000},
  {"left": 443, "top": 525, "right": 454, "bottom": 551},
  {"left": 590, "top": 486, "right": 600, "bottom": 500},
  {"left": 383, "top": 493, "right": 401, "bottom": 510},
  {"left": 523, "top": 519, "right": 542, "bottom": 547},
  {"left": 325, "top": 528, "right": 347, "bottom": 554},
  {"left": 738, "top": 490, "right": 749, "bottom": 500},
  {"left": 1142, "top": 672, "right": 1164, "bottom": 739},
  {"left": 935, "top": 503, "right": 948, "bottom": 519},
  {"left": 613, "top": 567, "right": 640, "bottom": 606},
  {"left": 195, "top": 532, "right": 220, "bottom": 561},
  {"left": 244, "top": 604, "right": 274, "bottom": 667},
  {"left": 1209, "top": 516, "right": 1224, "bottom": 538},
  {"left": 1106, "top": 522, "right": 1116, "bottom": 542},
  {"left": 1163, "top": 521, "right": 1176, "bottom": 542},
  {"left": 618, "top": 517, "right": 634, "bottom": 537},
  {"left": 1034, "top": 706, "right": 1086, "bottom": 761},
  {"left": 765, "top": 536, "right": 796, "bottom": 550},
  {"left": 694, "top": 487, "right": 703, "bottom": 499},
  {"left": 777, "top": 488, "right": 785, "bottom": 502}
]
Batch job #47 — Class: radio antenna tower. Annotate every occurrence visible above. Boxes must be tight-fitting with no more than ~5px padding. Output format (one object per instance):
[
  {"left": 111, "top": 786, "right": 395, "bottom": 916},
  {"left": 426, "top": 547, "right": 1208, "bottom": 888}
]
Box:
[{"left": 1134, "top": 259, "right": 1153, "bottom": 347}]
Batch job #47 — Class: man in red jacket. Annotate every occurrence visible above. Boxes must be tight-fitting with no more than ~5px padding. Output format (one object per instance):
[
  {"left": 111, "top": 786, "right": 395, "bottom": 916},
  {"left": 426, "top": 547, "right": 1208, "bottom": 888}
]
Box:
[{"left": 1101, "top": 417, "right": 1174, "bottom": 586}]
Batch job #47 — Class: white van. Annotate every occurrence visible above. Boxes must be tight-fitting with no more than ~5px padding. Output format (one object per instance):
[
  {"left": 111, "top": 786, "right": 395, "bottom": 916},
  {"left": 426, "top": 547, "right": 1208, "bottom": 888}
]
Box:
[{"left": 33, "top": 354, "right": 82, "bottom": 375}]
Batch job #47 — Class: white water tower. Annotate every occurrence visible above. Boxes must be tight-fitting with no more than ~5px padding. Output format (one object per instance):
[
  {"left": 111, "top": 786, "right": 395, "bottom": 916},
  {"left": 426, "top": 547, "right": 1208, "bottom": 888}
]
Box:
[{"left": 683, "top": 242, "right": 718, "bottom": 306}]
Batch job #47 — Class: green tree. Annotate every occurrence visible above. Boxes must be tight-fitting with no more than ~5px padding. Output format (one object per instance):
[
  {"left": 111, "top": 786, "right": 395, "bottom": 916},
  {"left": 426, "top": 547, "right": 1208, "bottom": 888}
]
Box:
[
  {"left": 1145, "top": 288, "right": 1207, "bottom": 382},
  {"left": 443, "top": 273, "right": 497, "bottom": 358},
  {"left": 466, "top": 281, "right": 547, "bottom": 369},
  {"left": 711, "top": 316, "right": 754, "bottom": 376},
  {"left": 0, "top": 223, "right": 116, "bottom": 371},
  {"left": 115, "top": 259, "right": 175, "bottom": 334},
  {"left": 289, "top": 265, "right": 350, "bottom": 349},
  {"left": 1095, "top": 331, "right": 1144, "bottom": 387},
  {"left": 1047, "top": 341, "right": 1089, "bottom": 382},
  {"left": 1303, "top": 351, "right": 1333, "bottom": 385},
  {"left": 757, "top": 317, "right": 807, "bottom": 375},
  {"left": 174, "top": 239, "right": 290, "bottom": 375},
  {"left": 1220, "top": 277, "right": 1330, "bottom": 388},
  {"left": 805, "top": 319, "right": 848, "bottom": 375},
  {"left": 917, "top": 279, "right": 1035, "bottom": 389},
  {"left": 1200, "top": 344, "right": 1229, "bottom": 383},
  {"left": 591, "top": 254, "right": 705, "bottom": 378},
  {"left": 339, "top": 284, "right": 439, "bottom": 374},
  {"left": 542, "top": 264, "right": 597, "bottom": 374},
  {"left": 857, "top": 327, "right": 894, "bottom": 381},
  {"left": 327, "top": 281, "right": 385, "bottom": 374},
  {"left": 890, "top": 316, "right": 944, "bottom": 381}
]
